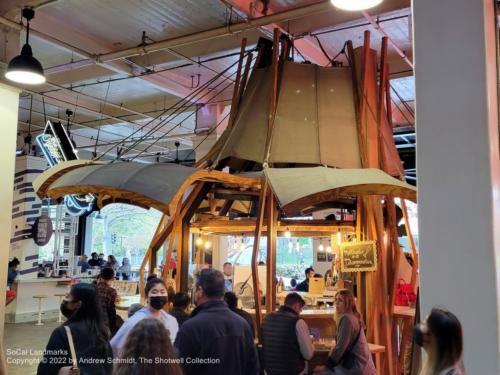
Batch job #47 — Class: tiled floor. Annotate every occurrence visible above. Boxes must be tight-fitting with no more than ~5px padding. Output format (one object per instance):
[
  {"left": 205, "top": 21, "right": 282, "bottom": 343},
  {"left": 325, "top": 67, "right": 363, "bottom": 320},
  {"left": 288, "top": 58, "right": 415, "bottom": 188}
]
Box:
[{"left": 3, "top": 320, "right": 59, "bottom": 375}]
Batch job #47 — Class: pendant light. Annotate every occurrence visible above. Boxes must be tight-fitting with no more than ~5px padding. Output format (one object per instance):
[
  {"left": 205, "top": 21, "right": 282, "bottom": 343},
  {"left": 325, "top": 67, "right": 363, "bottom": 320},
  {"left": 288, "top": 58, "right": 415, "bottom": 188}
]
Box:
[
  {"left": 5, "top": 8, "right": 46, "bottom": 85},
  {"left": 330, "top": 0, "right": 383, "bottom": 11}
]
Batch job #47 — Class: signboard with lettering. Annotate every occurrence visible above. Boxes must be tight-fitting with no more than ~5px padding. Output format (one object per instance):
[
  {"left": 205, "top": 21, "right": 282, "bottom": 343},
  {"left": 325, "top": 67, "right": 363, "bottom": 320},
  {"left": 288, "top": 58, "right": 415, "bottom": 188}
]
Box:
[
  {"left": 340, "top": 241, "right": 377, "bottom": 272},
  {"left": 32, "top": 214, "right": 53, "bottom": 246},
  {"left": 36, "top": 121, "right": 95, "bottom": 216}
]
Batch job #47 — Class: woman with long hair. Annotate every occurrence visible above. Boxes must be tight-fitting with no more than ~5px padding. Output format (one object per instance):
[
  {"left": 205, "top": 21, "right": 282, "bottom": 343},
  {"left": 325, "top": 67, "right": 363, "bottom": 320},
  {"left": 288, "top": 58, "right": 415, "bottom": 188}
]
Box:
[
  {"left": 113, "top": 318, "right": 182, "bottom": 375},
  {"left": 37, "top": 283, "right": 113, "bottom": 375},
  {"left": 415, "top": 307, "right": 464, "bottom": 375},
  {"left": 314, "top": 289, "right": 376, "bottom": 375},
  {"left": 111, "top": 277, "right": 178, "bottom": 357}
]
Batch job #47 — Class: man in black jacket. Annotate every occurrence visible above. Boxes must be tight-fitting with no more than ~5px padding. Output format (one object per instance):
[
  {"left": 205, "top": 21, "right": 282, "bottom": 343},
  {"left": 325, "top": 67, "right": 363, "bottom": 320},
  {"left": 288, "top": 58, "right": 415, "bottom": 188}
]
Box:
[
  {"left": 224, "top": 291, "right": 255, "bottom": 338},
  {"left": 175, "top": 268, "right": 258, "bottom": 375},
  {"left": 296, "top": 267, "right": 315, "bottom": 292}
]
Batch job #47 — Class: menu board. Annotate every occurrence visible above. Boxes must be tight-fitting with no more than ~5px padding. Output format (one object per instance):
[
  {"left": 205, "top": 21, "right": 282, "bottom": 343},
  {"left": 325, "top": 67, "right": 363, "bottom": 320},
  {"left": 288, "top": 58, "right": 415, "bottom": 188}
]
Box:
[
  {"left": 113, "top": 281, "right": 139, "bottom": 296},
  {"left": 340, "top": 241, "right": 377, "bottom": 272}
]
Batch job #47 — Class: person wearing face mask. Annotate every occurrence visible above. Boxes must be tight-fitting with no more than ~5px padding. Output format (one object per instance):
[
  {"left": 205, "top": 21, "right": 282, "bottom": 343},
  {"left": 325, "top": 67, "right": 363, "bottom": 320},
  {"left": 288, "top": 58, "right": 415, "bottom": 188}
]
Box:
[
  {"left": 314, "top": 290, "right": 376, "bottom": 375},
  {"left": 110, "top": 277, "right": 178, "bottom": 357},
  {"left": 414, "top": 307, "right": 464, "bottom": 375},
  {"left": 175, "top": 268, "right": 258, "bottom": 375},
  {"left": 37, "top": 283, "right": 112, "bottom": 375}
]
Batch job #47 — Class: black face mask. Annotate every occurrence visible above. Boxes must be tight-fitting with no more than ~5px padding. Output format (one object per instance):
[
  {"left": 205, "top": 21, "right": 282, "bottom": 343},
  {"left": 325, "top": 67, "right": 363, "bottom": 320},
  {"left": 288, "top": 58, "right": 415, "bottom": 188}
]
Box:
[
  {"left": 413, "top": 324, "right": 424, "bottom": 347},
  {"left": 149, "top": 296, "right": 168, "bottom": 310},
  {"left": 60, "top": 301, "right": 76, "bottom": 319}
]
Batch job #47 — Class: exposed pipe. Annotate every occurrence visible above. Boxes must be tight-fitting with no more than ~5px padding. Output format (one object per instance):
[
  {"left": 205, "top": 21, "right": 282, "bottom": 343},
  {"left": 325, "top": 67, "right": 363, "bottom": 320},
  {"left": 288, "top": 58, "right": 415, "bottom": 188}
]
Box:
[
  {"left": 362, "top": 11, "right": 414, "bottom": 69},
  {"left": 99, "top": 1, "right": 333, "bottom": 63},
  {"left": 0, "top": 1, "right": 332, "bottom": 69}
]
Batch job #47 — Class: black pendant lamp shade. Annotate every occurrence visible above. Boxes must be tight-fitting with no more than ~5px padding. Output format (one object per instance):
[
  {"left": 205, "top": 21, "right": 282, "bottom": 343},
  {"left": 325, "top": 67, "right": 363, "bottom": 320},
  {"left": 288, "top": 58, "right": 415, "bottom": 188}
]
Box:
[{"left": 5, "top": 8, "right": 46, "bottom": 85}]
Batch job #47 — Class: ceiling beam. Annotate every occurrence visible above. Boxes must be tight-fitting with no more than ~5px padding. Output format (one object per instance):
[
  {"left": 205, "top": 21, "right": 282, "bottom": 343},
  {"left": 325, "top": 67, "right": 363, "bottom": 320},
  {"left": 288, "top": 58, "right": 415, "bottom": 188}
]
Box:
[{"left": 222, "top": 0, "right": 331, "bottom": 65}]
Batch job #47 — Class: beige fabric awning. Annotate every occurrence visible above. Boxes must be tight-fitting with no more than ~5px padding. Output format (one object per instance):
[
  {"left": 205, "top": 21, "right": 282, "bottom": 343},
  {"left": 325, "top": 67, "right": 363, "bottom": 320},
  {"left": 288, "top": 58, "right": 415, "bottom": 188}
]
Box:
[
  {"left": 34, "top": 161, "right": 198, "bottom": 213},
  {"left": 264, "top": 167, "right": 417, "bottom": 215},
  {"left": 217, "top": 61, "right": 361, "bottom": 168}
]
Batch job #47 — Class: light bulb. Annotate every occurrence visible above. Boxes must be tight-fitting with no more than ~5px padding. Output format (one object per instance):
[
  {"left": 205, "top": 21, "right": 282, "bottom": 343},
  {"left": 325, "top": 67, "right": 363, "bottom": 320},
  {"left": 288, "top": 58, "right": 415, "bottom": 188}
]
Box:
[
  {"left": 195, "top": 237, "right": 203, "bottom": 246},
  {"left": 284, "top": 230, "right": 291, "bottom": 238},
  {"left": 326, "top": 246, "right": 332, "bottom": 253},
  {"left": 204, "top": 241, "right": 211, "bottom": 249},
  {"left": 330, "top": 0, "right": 383, "bottom": 11},
  {"left": 318, "top": 243, "right": 324, "bottom": 252}
]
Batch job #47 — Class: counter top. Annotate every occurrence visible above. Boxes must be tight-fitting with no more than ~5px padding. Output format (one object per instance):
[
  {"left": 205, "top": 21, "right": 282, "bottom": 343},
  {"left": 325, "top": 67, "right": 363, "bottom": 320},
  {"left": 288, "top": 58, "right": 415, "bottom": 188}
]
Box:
[{"left": 15, "top": 277, "right": 72, "bottom": 284}]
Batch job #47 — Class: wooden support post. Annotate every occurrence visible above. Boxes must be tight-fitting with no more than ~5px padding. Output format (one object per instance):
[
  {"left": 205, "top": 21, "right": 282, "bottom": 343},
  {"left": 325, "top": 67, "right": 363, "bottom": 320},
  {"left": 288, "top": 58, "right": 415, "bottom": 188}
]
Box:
[
  {"left": 266, "top": 188, "right": 277, "bottom": 313},
  {"left": 252, "top": 178, "right": 268, "bottom": 343}
]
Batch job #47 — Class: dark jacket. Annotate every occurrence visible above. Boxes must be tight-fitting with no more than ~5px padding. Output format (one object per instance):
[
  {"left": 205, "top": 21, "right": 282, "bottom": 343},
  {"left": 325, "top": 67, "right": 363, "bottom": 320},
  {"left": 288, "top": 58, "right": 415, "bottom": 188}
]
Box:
[
  {"left": 96, "top": 282, "right": 117, "bottom": 334},
  {"left": 37, "top": 320, "right": 112, "bottom": 375},
  {"left": 175, "top": 300, "right": 258, "bottom": 375},
  {"left": 261, "top": 305, "right": 304, "bottom": 375},
  {"left": 295, "top": 279, "right": 309, "bottom": 292},
  {"left": 170, "top": 307, "right": 190, "bottom": 327},
  {"left": 230, "top": 307, "right": 255, "bottom": 338}
]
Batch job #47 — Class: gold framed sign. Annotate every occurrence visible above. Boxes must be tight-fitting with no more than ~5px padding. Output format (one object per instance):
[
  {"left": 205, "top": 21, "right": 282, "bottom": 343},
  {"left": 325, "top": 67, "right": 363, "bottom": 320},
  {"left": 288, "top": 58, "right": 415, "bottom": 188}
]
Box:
[{"left": 340, "top": 240, "right": 377, "bottom": 272}]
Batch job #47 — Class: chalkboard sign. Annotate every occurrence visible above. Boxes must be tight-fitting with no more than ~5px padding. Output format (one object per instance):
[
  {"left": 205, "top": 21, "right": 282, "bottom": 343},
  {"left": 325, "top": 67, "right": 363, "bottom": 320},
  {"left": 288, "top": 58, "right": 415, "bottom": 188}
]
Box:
[{"left": 340, "top": 241, "right": 377, "bottom": 272}]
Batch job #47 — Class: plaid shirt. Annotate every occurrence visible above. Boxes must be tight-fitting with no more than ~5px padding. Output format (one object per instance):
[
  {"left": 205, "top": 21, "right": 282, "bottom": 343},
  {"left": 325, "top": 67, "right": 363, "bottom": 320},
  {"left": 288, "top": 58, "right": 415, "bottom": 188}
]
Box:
[{"left": 96, "top": 282, "right": 117, "bottom": 333}]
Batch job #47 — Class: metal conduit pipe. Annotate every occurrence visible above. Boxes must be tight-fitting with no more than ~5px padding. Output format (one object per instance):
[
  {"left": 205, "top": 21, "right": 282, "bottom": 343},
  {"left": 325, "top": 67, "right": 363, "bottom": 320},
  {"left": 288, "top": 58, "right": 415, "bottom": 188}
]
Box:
[
  {"left": 98, "top": 1, "right": 333, "bottom": 62},
  {"left": 0, "top": 0, "right": 332, "bottom": 66},
  {"left": 362, "top": 11, "right": 414, "bottom": 69}
]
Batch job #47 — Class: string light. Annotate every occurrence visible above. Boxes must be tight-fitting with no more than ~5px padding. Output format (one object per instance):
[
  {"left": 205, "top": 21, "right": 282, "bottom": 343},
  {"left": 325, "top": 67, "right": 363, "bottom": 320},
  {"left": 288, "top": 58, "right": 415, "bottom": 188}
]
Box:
[{"left": 196, "top": 236, "right": 203, "bottom": 246}]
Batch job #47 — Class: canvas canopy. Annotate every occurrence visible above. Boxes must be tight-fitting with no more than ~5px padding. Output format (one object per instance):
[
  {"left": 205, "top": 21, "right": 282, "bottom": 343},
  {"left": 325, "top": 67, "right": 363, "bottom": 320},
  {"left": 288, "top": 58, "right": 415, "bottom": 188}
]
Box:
[
  {"left": 264, "top": 167, "right": 416, "bottom": 215},
  {"left": 216, "top": 61, "right": 362, "bottom": 168},
  {"left": 34, "top": 161, "right": 198, "bottom": 213}
]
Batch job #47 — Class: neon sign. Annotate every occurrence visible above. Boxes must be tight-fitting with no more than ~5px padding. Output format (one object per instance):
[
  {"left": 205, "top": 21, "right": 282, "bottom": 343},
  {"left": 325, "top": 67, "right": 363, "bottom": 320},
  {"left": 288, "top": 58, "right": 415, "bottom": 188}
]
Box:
[{"left": 36, "top": 121, "right": 95, "bottom": 216}]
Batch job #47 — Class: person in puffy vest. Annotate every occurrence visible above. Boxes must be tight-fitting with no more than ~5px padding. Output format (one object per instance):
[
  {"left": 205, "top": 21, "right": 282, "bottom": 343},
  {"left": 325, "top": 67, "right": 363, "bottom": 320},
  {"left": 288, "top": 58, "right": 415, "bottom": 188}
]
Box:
[{"left": 262, "top": 292, "right": 314, "bottom": 375}]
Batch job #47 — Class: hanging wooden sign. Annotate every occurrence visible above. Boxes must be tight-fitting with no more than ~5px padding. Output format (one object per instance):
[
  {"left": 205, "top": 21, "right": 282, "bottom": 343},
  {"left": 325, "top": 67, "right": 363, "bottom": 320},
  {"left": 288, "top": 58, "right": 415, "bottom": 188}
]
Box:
[{"left": 340, "top": 240, "right": 377, "bottom": 272}]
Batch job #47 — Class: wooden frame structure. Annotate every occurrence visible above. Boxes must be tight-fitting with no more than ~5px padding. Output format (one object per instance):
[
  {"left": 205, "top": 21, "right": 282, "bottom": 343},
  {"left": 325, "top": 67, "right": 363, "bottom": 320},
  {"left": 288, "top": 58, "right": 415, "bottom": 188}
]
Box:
[{"left": 34, "top": 30, "right": 419, "bottom": 375}]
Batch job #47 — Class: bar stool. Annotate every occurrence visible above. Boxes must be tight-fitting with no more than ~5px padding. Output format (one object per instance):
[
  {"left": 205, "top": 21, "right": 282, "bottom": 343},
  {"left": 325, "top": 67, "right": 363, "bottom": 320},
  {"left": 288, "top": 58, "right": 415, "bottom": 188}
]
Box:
[
  {"left": 32, "top": 295, "right": 48, "bottom": 326},
  {"left": 54, "top": 293, "right": 66, "bottom": 323}
]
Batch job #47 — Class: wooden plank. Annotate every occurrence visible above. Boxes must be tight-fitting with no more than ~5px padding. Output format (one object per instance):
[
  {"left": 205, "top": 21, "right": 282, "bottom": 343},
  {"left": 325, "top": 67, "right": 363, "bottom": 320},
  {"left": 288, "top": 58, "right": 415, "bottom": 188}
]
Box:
[
  {"left": 252, "top": 178, "right": 268, "bottom": 343},
  {"left": 189, "top": 219, "right": 355, "bottom": 234},
  {"left": 266, "top": 188, "right": 278, "bottom": 313},
  {"left": 263, "top": 28, "right": 281, "bottom": 164}
]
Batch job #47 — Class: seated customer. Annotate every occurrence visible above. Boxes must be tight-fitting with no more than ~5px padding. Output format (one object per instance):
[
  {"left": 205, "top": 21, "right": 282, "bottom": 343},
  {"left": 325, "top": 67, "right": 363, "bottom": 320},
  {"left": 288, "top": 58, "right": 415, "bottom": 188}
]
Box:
[
  {"left": 96, "top": 267, "right": 118, "bottom": 335},
  {"left": 296, "top": 267, "right": 315, "bottom": 292},
  {"left": 313, "top": 290, "right": 376, "bottom": 375},
  {"left": 224, "top": 291, "right": 255, "bottom": 338},
  {"left": 170, "top": 292, "right": 190, "bottom": 327},
  {"left": 262, "top": 292, "right": 314, "bottom": 375},
  {"left": 77, "top": 255, "right": 90, "bottom": 273}
]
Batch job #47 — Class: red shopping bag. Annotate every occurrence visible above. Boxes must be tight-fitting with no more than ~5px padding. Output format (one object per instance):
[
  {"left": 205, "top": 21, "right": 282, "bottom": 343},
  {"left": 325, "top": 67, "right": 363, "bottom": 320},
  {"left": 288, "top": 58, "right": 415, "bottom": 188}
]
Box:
[{"left": 395, "top": 279, "right": 416, "bottom": 306}]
